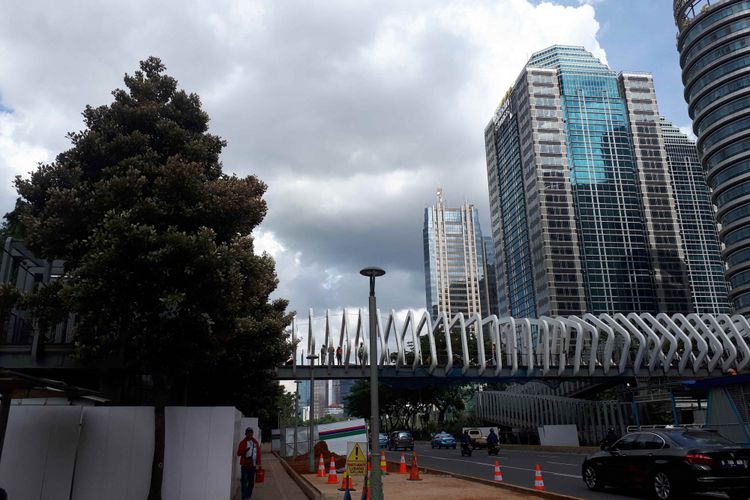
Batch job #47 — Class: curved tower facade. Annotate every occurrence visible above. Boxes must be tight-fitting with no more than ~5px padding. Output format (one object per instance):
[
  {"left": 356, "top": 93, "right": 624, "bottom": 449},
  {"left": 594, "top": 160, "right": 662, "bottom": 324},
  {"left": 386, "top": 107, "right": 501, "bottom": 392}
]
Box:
[{"left": 675, "top": 0, "right": 750, "bottom": 313}]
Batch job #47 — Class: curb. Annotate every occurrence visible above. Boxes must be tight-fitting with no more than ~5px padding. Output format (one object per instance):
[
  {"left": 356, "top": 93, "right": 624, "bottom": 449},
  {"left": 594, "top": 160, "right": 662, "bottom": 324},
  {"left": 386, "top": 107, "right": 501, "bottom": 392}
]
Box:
[
  {"left": 273, "top": 452, "right": 323, "bottom": 500},
  {"left": 386, "top": 460, "right": 580, "bottom": 500}
]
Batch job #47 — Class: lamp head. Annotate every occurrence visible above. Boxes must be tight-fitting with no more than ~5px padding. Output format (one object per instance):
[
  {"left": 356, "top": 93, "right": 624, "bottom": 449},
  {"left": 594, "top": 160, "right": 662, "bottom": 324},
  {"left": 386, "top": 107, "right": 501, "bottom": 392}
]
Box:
[{"left": 359, "top": 267, "right": 386, "bottom": 278}]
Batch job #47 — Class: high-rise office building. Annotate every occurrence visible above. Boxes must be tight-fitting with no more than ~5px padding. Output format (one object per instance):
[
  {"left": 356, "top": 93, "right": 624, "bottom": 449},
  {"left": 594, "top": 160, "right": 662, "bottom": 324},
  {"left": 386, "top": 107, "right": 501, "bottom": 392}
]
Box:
[
  {"left": 660, "top": 117, "right": 731, "bottom": 313},
  {"left": 485, "top": 45, "right": 701, "bottom": 317},
  {"left": 674, "top": 0, "right": 750, "bottom": 313},
  {"left": 312, "top": 380, "right": 328, "bottom": 418},
  {"left": 480, "top": 236, "right": 500, "bottom": 317},
  {"left": 423, "top": 188, "right": 492, "bottom": 320}
]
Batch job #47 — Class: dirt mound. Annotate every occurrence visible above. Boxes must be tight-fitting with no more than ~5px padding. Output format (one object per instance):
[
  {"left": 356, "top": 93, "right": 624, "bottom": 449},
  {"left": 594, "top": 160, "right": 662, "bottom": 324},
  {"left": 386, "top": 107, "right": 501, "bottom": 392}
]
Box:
[{"left": 287, "top": 441, "right": 347, "bottom": 473}]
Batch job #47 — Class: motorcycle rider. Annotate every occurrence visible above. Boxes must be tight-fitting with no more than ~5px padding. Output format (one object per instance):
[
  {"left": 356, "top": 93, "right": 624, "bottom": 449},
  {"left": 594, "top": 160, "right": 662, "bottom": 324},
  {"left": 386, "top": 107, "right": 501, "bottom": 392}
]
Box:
[
  {"left": 487, "top": 428, "right": 499, "bottom": 454},
  {"left": 461, "top": 430, "right": 472, "bottom": 455}
]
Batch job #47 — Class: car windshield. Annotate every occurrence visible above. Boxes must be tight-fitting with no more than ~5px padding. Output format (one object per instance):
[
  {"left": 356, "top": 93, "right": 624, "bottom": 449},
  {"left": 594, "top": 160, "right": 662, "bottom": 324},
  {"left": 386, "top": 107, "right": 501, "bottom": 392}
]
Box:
[
  {"left": 398, "top": 432, "right": 411, "bottom": 438},
  {"left": 668, "top": 431, "right": 736, "bottom": 448}
]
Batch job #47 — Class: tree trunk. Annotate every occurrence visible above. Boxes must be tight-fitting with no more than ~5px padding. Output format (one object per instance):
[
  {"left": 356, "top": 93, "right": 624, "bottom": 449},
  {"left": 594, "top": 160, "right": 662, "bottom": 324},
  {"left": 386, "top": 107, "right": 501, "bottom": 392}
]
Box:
[{"left": 147, "top": 378, "right": 169, "bottom": 500}]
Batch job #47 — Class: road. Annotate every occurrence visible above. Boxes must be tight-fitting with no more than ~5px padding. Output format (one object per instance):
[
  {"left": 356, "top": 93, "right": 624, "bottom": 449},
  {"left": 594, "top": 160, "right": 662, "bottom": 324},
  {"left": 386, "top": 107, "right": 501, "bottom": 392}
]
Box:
[{"left": 384, "top": 443, "right": 727, "bottom": 499}]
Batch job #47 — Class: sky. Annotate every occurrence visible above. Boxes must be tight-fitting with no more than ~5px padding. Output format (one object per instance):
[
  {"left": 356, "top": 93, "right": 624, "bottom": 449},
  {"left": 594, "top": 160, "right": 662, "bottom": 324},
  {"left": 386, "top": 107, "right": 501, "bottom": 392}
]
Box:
[{"left": 0, "top": 0, "right": 692, "bottom": 340}]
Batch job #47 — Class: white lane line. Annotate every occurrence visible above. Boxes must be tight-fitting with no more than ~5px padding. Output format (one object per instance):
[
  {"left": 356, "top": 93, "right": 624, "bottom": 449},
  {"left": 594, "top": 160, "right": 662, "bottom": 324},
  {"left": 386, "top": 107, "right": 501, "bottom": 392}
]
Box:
[
  {"left": 547, "top": 461, "right": 579, "bottom": 467},
  {"left": 500, "top": 465, "right": 581, "bottom": 479},
  {"left": 413, "top": 454, "right": 582, "bottom": 479}
]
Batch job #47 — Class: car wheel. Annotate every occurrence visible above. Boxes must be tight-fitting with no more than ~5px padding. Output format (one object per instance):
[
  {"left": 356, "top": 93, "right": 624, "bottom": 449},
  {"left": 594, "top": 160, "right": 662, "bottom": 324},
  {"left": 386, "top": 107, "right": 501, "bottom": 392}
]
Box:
[
  {"left": 727, "top": 491, "right": 750, "bottom": 500},
  {"left": 582, "top": 464, "right": 603, "bottom": 491},
  {"left": 652, "top": 471, "right": 677, "bottom": 500}
]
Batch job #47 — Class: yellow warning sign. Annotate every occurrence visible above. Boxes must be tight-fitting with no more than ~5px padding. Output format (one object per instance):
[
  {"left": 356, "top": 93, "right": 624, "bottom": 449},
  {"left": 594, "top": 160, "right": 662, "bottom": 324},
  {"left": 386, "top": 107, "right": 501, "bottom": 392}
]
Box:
[{"left": 346, "top": 442, "right": 367, "bottom": 476}]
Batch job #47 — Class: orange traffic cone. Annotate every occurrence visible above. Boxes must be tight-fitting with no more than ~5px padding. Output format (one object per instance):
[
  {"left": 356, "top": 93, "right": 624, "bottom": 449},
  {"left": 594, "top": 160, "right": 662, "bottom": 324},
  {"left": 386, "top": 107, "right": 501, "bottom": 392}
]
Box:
[
  {"left": 379, "top": 450, "right": 388, "bottom": 474},
  {"left": 534, "top": 464, "right": 545, "bottom": 490},
  {"left": 398, "top": 452, "right": 407, "bottom": 474},
  {"left": 327, "top": 456, "right": 338, "bottom": 484},
  {"left": 338, "top": 470, "right": 356, "bottom": 491},
  {"left": 493, "top": 460, "right": 503, "bottom": 482},
  {"left": 360, "top": 470, "right": 370, "bottom": 500},
  {"left": 317, "top": 454, "right": 326, "bottom": 477},
  {"left": 407, "top": 453, "right": 422, "bottom": 481}
]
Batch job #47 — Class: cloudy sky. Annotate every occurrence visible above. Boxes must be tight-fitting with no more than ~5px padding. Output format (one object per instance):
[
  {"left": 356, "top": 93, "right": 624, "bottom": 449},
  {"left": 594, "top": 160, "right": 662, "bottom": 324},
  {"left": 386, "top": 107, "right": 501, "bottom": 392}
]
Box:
[{"left": 0, "top": 0, "right": 688, "bottom": 336}]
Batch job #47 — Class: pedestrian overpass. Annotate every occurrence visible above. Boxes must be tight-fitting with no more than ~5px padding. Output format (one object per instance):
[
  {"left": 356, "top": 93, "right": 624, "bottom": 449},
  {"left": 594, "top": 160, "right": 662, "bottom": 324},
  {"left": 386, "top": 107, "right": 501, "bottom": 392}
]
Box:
[{"left": 275, "top": 309, "right": 750, "bottom": 381}]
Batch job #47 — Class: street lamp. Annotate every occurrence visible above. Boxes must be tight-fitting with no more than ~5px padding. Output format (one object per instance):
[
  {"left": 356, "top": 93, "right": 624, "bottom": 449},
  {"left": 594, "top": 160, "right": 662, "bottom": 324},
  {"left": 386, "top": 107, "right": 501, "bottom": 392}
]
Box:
[
  {"left": 359, "top": 266, "right": 385, "bottom": 500},
  {"left": 306, "top": 353, "right": 319, "bottom": 473}
]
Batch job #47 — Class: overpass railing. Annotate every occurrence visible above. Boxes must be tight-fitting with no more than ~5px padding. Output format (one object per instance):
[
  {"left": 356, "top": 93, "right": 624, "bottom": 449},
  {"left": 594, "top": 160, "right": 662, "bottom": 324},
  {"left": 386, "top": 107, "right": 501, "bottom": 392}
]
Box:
[{"left": 286, "top": 309, "right": 750, "bottom": 377}]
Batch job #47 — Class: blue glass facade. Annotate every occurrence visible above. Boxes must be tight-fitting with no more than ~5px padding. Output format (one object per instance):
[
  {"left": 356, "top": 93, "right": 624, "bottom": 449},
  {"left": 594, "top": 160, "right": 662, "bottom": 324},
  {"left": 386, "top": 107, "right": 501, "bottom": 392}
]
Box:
[
  {"left": 676, "top": 0, "right": 750, "bottom": 314},
  {"left": 486, "top": 46, "right": 697, "bottom": 317},
  {"left": 529, "top": 48, "right": 658, "bottom": 313}
]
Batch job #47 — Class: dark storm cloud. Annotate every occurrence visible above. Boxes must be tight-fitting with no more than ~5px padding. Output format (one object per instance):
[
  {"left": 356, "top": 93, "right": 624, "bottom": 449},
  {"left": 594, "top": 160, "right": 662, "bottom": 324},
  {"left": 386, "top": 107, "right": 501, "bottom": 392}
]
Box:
[{"left": 0, "top": 0, "right": 605, "bottom": 325}]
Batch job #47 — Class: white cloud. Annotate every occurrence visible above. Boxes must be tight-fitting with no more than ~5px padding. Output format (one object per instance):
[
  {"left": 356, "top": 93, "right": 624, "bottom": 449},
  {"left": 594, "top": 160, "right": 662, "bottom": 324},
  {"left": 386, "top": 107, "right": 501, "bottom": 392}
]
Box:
[
  {"left": 253, "top": 229, "right": 287, "bottom": 258},
  {"left": 0, "top": 0, "right": 605, "bottom": 317},
  {"left": 0, "top": 113, "right": 51, "bottom": 200},
  {"left": 679, "top": 124, "right": 697, "bottom": 142}
]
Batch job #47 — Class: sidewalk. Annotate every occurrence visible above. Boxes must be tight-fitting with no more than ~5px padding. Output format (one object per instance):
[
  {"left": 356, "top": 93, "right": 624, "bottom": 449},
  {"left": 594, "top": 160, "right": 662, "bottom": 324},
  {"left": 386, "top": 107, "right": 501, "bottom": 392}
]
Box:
[{"left": 251, "top": 448, "right": 308, "bottom": 500}]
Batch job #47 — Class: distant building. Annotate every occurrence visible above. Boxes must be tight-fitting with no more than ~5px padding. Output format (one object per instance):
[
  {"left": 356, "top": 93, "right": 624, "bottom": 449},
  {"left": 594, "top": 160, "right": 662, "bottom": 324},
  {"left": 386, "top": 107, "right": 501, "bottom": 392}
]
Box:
[
  {"left": 328, "top": 380, "right": 341, "bottom": 407},
  {"left": 485, "top": 45, "right": 710, "bottom": 317},
  {"left": 312, "top": 380, "right": 328, "bottom": 417},
  {"left": 339, "top": 379, "right": 355, "bottom": 410},
  {"left": 297, "top": 380, "right": 310, "bottom": 407},
  {"left": 480, "top": 236, "right": 500, "bottom": 317},
  {"left": 423, "top": 188, "right": 495, "bottom": 320},
  {"left": 660, "top": 117, "right": 730, "bottom": 313}
]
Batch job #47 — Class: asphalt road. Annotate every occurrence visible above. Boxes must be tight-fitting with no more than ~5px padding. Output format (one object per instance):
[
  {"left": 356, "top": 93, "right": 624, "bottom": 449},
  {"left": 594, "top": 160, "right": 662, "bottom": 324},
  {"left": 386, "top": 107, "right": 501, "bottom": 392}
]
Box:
[{"left": 384, "top": 443, "right": 727, "bottom": 499}]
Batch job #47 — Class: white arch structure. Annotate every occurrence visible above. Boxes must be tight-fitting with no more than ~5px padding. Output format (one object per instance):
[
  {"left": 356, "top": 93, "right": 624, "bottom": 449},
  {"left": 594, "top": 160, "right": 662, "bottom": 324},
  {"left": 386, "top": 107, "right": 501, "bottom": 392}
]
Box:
[{"left": 286, "top": 309, "right": 750, "bottom": 378}]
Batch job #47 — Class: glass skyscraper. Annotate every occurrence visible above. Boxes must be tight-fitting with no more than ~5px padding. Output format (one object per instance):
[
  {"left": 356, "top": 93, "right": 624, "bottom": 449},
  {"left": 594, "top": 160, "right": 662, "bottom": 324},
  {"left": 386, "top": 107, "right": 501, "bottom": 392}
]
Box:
[
  {"left": 485, "top": 45, "right": 723, "bottom": 317},
  {"left": 675, "top": 0, "right": 750, "bottom": 313},
  {"left": 661, "top": 117, "right": 731, "bottom": 313},
  {"left": 423, "top": 188, "right": 494, "bottom": 320}
]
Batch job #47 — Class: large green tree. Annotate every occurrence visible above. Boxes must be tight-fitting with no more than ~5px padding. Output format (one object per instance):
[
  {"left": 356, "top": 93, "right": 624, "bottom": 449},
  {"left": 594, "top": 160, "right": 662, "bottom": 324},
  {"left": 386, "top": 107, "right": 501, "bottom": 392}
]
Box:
[{"left": 9, "top": 57, "right": 293, "bottom": 499}]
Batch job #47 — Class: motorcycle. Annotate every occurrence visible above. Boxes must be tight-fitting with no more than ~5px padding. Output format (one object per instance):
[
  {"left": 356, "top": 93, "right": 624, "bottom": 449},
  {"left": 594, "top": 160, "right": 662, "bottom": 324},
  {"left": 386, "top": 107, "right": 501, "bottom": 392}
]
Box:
[
  {"left": 487, "top": 442, "right": 500, "bottom": 456},
  {"left": 460, "top": 442, "right": 472, "bottom": 457}
]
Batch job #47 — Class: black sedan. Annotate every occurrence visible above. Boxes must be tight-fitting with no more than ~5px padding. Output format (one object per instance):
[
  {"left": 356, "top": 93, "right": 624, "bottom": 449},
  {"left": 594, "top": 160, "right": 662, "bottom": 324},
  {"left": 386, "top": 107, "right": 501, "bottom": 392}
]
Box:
[{"left": 582, "top": 428, "right": 750, "bottom": 500}]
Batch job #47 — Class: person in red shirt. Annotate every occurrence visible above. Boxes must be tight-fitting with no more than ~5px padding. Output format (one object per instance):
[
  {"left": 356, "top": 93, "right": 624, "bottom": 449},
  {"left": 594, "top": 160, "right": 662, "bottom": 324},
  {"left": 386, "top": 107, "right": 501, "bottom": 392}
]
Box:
[{"left": 237, "top": 427, "right": 261, "bottom": 499}]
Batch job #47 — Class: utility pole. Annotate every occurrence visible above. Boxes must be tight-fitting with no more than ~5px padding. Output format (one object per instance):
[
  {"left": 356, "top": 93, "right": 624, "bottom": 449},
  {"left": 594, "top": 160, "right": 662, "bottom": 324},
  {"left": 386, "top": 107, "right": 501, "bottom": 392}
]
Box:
[
  {"left": 360, "top": 267, "right": 385, "bottom": 500},
  {"left": 306, "top": 354, "right": 318, "bottom": 473}
]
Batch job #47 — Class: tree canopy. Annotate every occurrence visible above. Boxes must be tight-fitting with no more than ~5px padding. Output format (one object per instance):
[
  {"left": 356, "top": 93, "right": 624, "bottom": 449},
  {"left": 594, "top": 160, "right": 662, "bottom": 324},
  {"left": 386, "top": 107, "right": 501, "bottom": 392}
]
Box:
[
  {"left": 8, "top": 57, "right": 293, "bottom": 498},
  {"left": 344, "top": 380, "right": 472, "bottom": 432}
]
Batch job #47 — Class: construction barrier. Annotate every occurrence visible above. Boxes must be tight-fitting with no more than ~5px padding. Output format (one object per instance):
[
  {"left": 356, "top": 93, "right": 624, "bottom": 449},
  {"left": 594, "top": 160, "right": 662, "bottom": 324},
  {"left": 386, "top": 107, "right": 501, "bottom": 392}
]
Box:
[{"left": 398, "top": 452, "right": 407, "bottom": 474}]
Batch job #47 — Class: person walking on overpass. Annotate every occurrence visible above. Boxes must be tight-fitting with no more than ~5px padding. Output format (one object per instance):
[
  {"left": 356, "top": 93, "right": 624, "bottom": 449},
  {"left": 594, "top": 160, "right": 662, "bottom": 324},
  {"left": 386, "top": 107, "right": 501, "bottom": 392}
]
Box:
[
  {"left": 357, "top": 342, "right": 365, "bottom": 365},
  {"left": 328, "top": 344, "right": 335, "bottom": 367},
  {"left": 336, "top": 345, "right": 342, "bottom": 365},
  {"left": 237, "top": 427, "right": 262, "bottom": 499},
  {"left": 320, "top": 344, "right": 326, "bottom": 365}
]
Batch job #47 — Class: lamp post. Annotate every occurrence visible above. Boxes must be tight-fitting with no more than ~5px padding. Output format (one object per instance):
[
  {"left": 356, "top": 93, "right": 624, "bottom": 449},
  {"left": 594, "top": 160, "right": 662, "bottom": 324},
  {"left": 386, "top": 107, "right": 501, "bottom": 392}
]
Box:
[
  {"left": 294, "top": 380, "right": 301, "bottom": 457},
  {"left": 306, "top": 353, "right": 318, "bottom": 473},
  {"left": 360, "top": 266, "right": 385, "bottom": 500}
]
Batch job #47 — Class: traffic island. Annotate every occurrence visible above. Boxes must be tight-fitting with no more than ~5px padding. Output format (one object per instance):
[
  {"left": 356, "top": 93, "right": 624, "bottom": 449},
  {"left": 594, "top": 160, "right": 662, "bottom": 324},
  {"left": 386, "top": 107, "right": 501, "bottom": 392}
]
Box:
[{"left": 306, "top": 470, "right": 541, "bottom": 500}]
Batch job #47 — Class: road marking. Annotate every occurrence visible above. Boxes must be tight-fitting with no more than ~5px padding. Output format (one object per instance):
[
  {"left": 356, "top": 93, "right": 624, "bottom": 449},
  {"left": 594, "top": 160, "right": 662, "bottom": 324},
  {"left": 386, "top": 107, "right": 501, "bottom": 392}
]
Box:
[
  {"left": 547, "top": 461, "right": 579, "bottom": 467},
  {"left": 406, "top": 453, "right": 582, "bottom": 479},
  {"left": 495, "top": 465, "right": 581, "bottom": 479}
]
